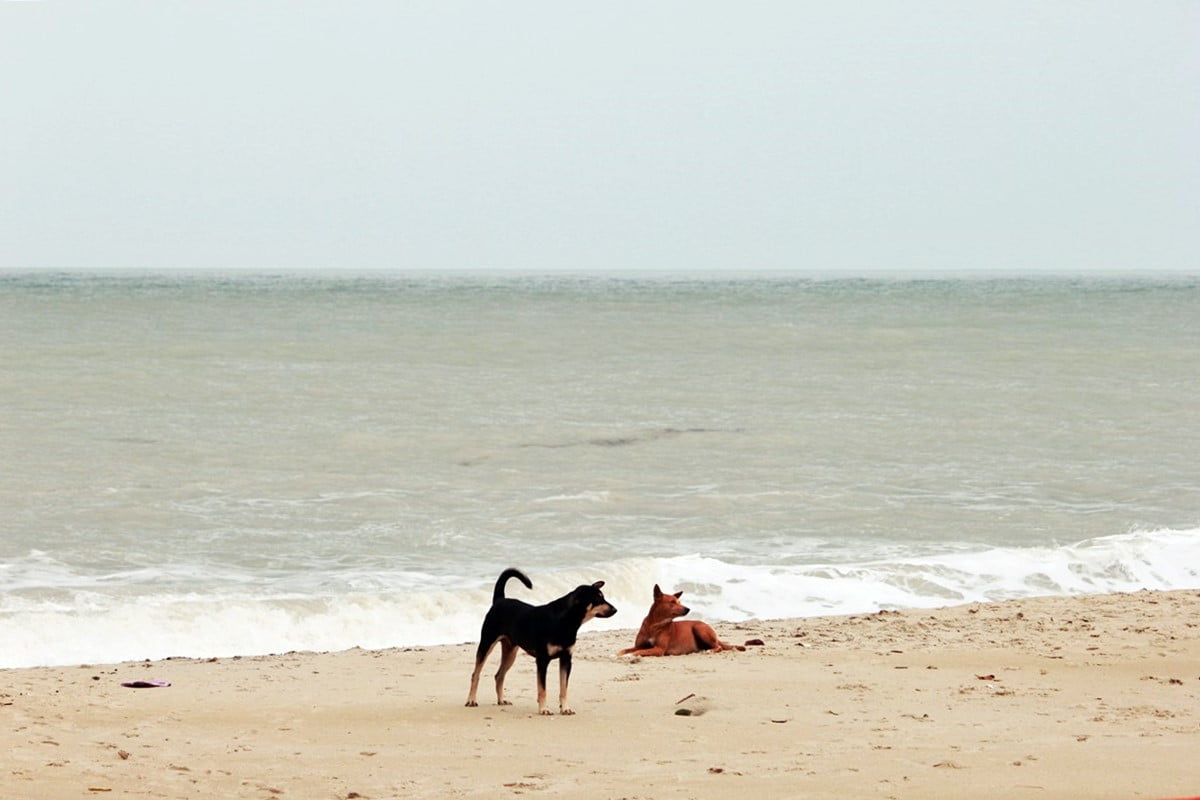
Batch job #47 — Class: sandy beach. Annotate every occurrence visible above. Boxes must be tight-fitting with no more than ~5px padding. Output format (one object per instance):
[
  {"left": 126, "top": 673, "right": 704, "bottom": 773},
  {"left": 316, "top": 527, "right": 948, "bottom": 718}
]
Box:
[{"left": 4, "top": 590, "right": 1199, "bottom": 800}]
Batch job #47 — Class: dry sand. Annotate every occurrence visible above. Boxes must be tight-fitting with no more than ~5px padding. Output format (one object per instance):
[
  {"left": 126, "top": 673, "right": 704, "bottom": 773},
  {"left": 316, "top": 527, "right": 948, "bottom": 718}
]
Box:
[{"left": 4, "top": 590, "right": 1199, "bottom": 800}]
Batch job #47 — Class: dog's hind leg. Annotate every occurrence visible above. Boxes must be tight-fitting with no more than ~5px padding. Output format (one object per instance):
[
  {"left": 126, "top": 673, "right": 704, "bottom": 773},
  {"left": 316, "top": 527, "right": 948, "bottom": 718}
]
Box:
[
  {"left": 493, "top": 639, "right": 518, "bottom": 706},
  {"left": 535, "top": 655, "right": 552, "bottom": 715},
  {"left": 466, "top": 638, "right": 498, "bottom": 707}
]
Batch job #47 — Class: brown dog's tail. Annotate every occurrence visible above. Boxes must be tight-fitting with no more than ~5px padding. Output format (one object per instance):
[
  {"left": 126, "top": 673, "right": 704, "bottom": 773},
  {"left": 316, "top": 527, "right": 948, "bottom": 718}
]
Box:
[{"left": 493, "top": 568, "right": 533, "bottom": 603}]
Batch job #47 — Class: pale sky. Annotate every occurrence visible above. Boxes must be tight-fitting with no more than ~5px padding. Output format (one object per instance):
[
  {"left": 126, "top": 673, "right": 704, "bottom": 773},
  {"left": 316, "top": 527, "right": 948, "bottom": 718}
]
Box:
[{"left": 2, "top": 2, "right": 1197, "bottom": 272}]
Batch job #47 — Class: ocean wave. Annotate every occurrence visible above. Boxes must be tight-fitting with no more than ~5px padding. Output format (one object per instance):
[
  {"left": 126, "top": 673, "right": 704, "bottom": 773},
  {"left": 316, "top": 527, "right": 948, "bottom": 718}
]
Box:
[
  {"left": 2, "top": 528, "right": 1197, "bottom": 669},
  {"left": 655, "top": 526, "right": 1200, "bottom": 621}
]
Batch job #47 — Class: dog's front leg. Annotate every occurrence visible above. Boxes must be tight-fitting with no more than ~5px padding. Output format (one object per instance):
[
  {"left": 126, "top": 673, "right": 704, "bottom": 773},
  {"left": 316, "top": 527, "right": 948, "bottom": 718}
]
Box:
[
  {"left": 558, "top": 649, "right": 574, "bottom": 715},
  {"left": 618, "top": 645, "right": 668, "bottom": 657}
]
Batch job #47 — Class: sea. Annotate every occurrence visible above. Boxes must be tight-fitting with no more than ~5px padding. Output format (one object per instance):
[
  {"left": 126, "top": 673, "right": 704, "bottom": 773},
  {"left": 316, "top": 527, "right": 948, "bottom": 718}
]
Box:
[{"left": 2, "top": 271, "right": 1198, "bottom": 670}]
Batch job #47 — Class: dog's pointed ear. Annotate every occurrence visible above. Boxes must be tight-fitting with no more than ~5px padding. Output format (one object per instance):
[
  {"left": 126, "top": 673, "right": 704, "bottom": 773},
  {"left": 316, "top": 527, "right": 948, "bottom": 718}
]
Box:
[
  {"left": 674, "top": 591, "right": 684, "bottom": 599},
  {"left": 653, "top": 584, "right": 663, "bottom": 599},
  {"left": 592, "top": 580, "right": 605, "bottom": 590}
]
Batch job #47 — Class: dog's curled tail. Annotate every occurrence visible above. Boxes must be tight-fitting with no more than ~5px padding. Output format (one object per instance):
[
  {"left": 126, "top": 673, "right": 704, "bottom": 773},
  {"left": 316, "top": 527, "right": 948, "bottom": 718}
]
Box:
[{"left": 493, "top": 568, "right": 533, "bottom": 604}]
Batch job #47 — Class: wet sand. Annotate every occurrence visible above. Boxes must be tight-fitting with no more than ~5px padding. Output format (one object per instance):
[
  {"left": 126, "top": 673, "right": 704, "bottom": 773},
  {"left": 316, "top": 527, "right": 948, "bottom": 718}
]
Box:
[{"left": 4, "top": 590, "right": 1199, "bottom": 799}]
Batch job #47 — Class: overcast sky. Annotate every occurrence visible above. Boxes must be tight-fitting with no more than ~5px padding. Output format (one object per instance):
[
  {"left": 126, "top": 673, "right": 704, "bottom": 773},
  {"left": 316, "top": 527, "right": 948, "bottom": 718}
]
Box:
[{"left": 2, "top": 2, "right": 1197, "bottom": 272}]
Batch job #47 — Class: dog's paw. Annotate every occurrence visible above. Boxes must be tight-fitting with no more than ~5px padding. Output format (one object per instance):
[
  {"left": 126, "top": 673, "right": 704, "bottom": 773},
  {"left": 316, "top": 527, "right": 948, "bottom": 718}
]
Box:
[
  {"left": 559, "top": 707, "right": 575, "bottom": 716},
  {"left": 538, "top": 708, "right": 554, "bottom": 716},
  {"left": 465, "top": 700, "right": 478, "bottom": 707},
  {"left": 498, "top": 700, "right": 512, "bottom": 706}
]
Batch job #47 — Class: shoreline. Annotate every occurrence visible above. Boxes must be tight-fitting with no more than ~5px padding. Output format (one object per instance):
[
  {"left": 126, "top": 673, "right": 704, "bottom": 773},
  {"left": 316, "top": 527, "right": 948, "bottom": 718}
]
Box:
[{"left": 5, "top": 589, "right": 1199, "bottom": 799}]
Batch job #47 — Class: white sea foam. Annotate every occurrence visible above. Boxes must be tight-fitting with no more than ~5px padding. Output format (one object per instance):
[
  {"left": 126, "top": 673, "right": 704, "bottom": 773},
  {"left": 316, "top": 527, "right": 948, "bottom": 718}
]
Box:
[
  {"left": 3, "top": 529, "right": 1196, "bottom": 670},
  {"left": 656, "top": 527, "right": 1200, "bottom": 622}
]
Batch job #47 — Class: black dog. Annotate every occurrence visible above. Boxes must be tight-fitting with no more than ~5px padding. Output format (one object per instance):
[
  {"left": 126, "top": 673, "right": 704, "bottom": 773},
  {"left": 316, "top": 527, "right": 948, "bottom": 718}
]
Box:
[{"left": 465, "top": 568, "right": 617, "bottom": 715}]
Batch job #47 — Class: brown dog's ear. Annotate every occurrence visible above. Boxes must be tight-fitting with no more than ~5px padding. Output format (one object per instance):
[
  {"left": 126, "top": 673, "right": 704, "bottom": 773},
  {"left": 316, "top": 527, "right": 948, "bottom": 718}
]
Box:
[
  {"left": 674, "top": 591, "right": 684, "bottom": 599},
  {"left": 592, "top": 581, "right": 605, "bottom": 589},
  {"left": 653, "top": 584, "right": 663, "bottom": 599}
]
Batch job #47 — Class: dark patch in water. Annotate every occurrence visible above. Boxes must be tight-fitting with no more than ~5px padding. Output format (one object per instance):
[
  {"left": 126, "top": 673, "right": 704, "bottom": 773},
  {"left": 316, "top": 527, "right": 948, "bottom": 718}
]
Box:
[{"left": 519, "top": 427, "right": 740, "bottom": 450}]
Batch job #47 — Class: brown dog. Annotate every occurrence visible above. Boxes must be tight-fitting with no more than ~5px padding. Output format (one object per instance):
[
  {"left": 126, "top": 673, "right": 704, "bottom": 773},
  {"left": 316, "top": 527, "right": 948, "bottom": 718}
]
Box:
[{"left": 618, "top": 584, "right": 744, "bottom": 656}]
